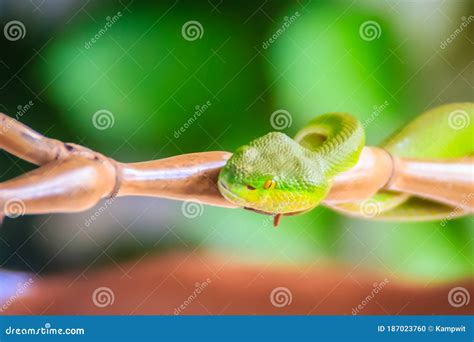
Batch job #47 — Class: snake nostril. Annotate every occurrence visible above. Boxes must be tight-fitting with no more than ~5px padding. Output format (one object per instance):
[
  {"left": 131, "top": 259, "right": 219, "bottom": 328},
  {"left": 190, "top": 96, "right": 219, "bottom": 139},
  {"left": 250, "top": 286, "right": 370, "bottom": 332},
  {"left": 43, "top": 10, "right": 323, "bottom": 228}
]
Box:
[{"left": 246, "top": 185, "right": 256, "bottom": 190}]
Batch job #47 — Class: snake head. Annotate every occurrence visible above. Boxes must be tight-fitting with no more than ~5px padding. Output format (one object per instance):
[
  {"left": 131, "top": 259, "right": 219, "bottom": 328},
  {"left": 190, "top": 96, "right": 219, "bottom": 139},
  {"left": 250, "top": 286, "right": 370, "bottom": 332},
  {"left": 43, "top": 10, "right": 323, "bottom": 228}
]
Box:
[{"left": 218, "top": 132, "right": 329, "bottom": 214}]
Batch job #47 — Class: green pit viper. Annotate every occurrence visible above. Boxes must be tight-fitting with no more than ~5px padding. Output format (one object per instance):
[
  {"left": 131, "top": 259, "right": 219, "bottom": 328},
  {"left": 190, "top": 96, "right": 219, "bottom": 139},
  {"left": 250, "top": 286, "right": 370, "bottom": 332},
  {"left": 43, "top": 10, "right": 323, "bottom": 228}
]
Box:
[{"left": 218, "top": 103, "right": 473, "bottom": 226}]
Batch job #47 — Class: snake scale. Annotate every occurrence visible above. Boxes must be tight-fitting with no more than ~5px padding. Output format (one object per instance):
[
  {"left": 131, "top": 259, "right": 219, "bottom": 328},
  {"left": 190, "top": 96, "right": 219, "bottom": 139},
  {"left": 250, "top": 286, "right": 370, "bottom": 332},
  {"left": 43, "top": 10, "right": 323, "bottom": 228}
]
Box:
[{"left": 218, "top": 103, "right": 473, "bottom": 226}]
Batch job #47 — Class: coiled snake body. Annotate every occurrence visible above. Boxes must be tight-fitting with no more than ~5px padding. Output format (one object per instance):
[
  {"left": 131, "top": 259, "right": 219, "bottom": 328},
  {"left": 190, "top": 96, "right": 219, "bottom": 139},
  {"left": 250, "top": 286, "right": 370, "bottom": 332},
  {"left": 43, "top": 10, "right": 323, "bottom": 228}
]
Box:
[{"left": 218, "top": 103, "right": 474, "bottom": 226}]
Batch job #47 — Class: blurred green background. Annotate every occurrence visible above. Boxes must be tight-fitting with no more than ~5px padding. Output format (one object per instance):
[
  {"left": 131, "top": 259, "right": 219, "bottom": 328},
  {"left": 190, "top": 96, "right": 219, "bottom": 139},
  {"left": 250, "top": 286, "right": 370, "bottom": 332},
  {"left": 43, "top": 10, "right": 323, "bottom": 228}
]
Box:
[{"left": 0, "top": 0, "right": 472, "bottom": 283}]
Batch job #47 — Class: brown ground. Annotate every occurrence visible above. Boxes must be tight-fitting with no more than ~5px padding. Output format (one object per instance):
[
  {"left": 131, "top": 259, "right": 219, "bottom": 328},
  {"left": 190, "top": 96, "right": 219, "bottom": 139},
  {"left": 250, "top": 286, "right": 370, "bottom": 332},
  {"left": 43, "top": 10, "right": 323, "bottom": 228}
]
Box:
[{"left": 2, "top": 252, "right": 473, "bottom": 315}]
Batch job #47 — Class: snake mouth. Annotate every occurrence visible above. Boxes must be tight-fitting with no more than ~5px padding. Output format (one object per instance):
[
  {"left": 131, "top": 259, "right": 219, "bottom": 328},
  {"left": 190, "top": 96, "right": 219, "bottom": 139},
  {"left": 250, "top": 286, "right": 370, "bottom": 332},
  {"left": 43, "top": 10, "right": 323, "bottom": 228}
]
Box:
[
  {"left": 218, "top": 180, "right": 230, "bottom": 191},
  {"left": 217, "top": 180, "right": 235, "bottom": 197},
  {"left": 217, "top": 180, "right": 247, "bottom": 206}
]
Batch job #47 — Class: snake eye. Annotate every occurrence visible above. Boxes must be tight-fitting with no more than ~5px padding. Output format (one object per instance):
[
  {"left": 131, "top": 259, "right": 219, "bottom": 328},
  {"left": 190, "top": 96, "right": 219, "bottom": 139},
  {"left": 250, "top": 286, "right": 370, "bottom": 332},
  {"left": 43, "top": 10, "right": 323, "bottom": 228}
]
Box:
[
  {"left": 263, "top": 179, "right": 277, "bottom": 190},
  {"left": 246, "top": 185, "right": 256, "bottom": 190}
]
